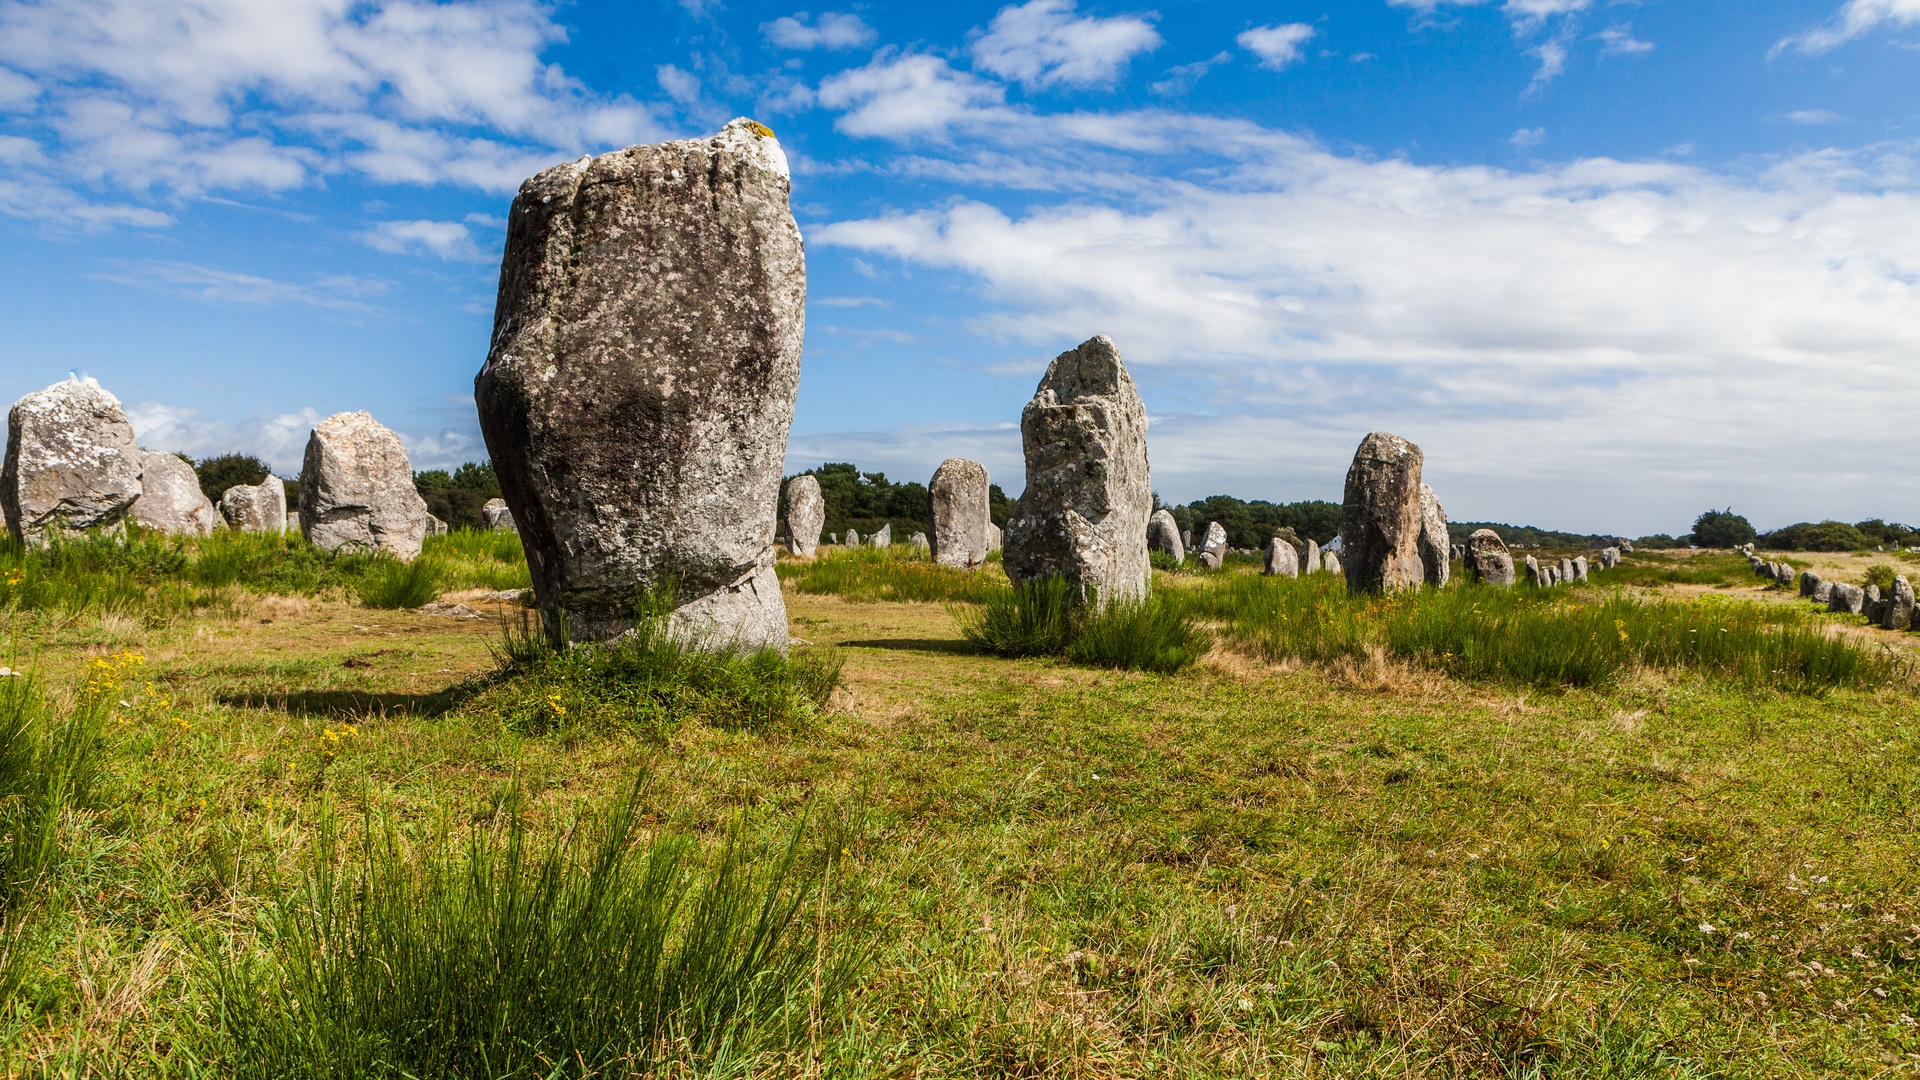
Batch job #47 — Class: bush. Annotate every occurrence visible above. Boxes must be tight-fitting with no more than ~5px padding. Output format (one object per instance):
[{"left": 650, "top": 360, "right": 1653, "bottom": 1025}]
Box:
[
  {"left": 956, "top": 578, "right": 1210, "bottom": 673},
  {"left": 1634, "top": 534, "right": 1685, "bottom": 550},
  {"left": 193, "top": 453, "right": 272, "bottom": 503},
  {"left": 356, "top": 558, "right": 443, "bottom": 609},
  {"left": 1759, "top": 520, "right": 1872, "bottom": 552},
  {"left": 1864, "top": 564, "right": 1899, "bottom": 591},
  {"left": 1690, "top": 509, "right": 1756, "bottom": 549},
  {"left": 211, "top": 779, "right": 865, "bottom": 1079},
  {"left": 954, "top": 576, "right": 1078, "bottom": 658}
]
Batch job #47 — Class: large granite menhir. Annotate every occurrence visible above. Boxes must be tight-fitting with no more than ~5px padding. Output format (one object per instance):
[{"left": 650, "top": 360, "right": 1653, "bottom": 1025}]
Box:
[
  {"left": 930, "top": 458, "right": 991, "bottom": 569},
  {"left": 1339, "top": 431, "right": 1426, "bottom": 594},
  {"left": 477, "top": 119, "right": 803, "bottom": 649},
  {"left": 2, "top": 378, "right": 142, "bottom": 547},
  {"left": 1465, "top": 528, "right": 1515, "bottom": 587},
  {"left": 785, "top": 474, "right": 824, "bottom": 557},
  {"left": 299, "top": 411, "right": 430, "bottom": 561},
  {"left": 1003, "top": 335, "right": 1151, "bottom": 606},
  {"left": 132, "top": 450, "right": 217, "bottom": 536},
  {"left": 1147, "top": 508, "right": 1184, "bottom": 565}
]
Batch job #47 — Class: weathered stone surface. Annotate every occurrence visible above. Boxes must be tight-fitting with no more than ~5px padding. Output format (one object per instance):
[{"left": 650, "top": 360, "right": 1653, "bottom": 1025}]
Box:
[
  {"left": 987, "top": 522, "right": 1002, "bottom": 552},
  {"left": 930, "top": 458, "right": 991, "bottom": 569},
  {"left": 1776, "top": 563, "right": 1797, "bottom": 586},
  {"left": 1828, "top": 582, "right": 1865, "bottom": 614},
  {"left": 1811, "top": 579, "right": 1833, "bottom": 603},
  {"left": 1002, "top": 335, "right": 1151, "bottom": 606},
  {"left": 1466, "top": 528, "right": 1515, "bottom": 587},
  {"left": 909, "top": 531, "right": 929, "bottom": 550},
  {"left": 1304, "top": 539, "right": 1321, "bottom": 574},
  {"left": 845, "top": 529, "right": 859, "bottom": 547},
  {"left": 475, "top": 119, "right": 802, "bottom": 649},
  {"left": 426, "top": 514, "right": 449, "bottom": 536},
  {"left": 1339, "top": 431, "right": 1426, "bottom": 594},
  {"left": 482, "top": 497, "right": 517, "bottom": 533},
  {"left": 1884, "top": 576, "right": 1915, "bottom": 631},
  {"left": 784, "top": 475, "right": 823, "bottom": 557},
  {"left": 1417, "top": 483, "right": 1450, "bottom": 588},
  {"left": 1263, "top": 536, "right": 1299, "bottom": 577},
  {"left": 870, "top": 523, "right": 891, "bottom": 549},
  {"left": 130, "top": 450, "right": 215, "bottom": 536},
  {"left": 1798, "top": 571, "right": 1823, "bottom": 599},
  {"left": 2, "top": 378, "right": 142, "bottom": 547},
  {"left": 1147, "top": 508, "right": 1184, "bottom": 566},
  {"left": 298, "top": 411, "right": 430, "bottom": 562},
  {"left": 1600, "top": 546, "right": 1621, "bottom": 569},
  {"left": 1557, "top": 557, "right": 1575, "bottom": 583},
  {"left": 1322, "top": 550, "right": 1341, "bottom": 576},
  {"left": 1572, "top": 555, "right": 1589, "bottom": 583},
  {"left": 1195, "top": 521, "right": 1227, "bottom": 571},
  {"left": 221, "top": 476, "right": 285, "bottom": 533},
  {"left": 1525, "top": 554, "right": 1542, "bottom": 586},
  {"left": 1865, "top": 584, "right": 1885, "bottom": 623}
]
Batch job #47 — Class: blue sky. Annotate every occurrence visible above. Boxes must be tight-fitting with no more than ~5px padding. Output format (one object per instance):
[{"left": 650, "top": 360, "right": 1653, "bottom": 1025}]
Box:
[{"left": 2, "top": 0, "right": 1918, "bottom": 535}]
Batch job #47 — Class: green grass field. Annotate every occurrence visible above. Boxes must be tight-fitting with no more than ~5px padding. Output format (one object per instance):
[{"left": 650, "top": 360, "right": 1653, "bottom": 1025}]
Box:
[{"left": 2, "top": 533, "right": 1917, "bottom": 1077}]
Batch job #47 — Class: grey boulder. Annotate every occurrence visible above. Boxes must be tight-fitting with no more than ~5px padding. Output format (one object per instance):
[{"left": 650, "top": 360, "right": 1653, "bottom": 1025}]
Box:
[
  {"left": 1339, "top": 431, "right": 1426, "bottom": 594},
  {"left": 1322, "top": 550, "right": 1342, "bottom": 576},
  {"left": 909, "top": 531, "right": 929, "bottom": 551},
  {"left": 2, "top": 378, "right": 142, "bottom": 547},
  {"left": 845, "top": 529, "right": 860, "bottom": 547},
  {"left": 1002, "top": 335, "right": 1151, "bottom": 606},
  {"left": 130, "top": 450, "right": 216, "bottom": 536},
  {"left": 784, "top": 475, "right": 823, "bottom": 557},
  {"left": 1304, "top": 539, "right": 1321, "bottom": 574},
  {"left": 1572, "top": 555, "right": 1589, "bottom": 583},
  {"left": 482, "top": 497, "right": 517, "bottom": 534},
  {"left": 1884, "top": 576, "right": 1915, "bottom": 631},
  {"left": 1263, "top": 535, "right": 1299, "bottom": 577},
  {"left": 1827, "top": 582, "right": 1865, "bottom": 615},
  {"left": 474, "top": 120, "right": 802, "bottom": 649},
  {"left": 1147, "top": 508, "right": 1184, "bottom": 566},
  {"left": 221, "top": 476, "right": 286, "bottom": 533},
  {"left": 1466, "top": 528, "right": 1515, "bottom": 587},
  {"left": 870, "top": 523, "right": 892, "bottom": 549},
  {"left": 1198, "top": 521, "right": 1228, "bottom": 570},
  {"left": 426, "top": 514, "right": 449, "bottom": 537},
  {"left": 930, "top": 458, "right": 991, "bottom": 569},
  {"left": 1417, "top": 482, "right": 1450, "bottom": 588},
  {"left": 299, "top": 411, "right": 430, "bottom": 562}
]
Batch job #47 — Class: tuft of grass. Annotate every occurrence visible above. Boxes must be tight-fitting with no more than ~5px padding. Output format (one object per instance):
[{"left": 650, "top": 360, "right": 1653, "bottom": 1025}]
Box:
[
  {"left": 779, "top": 545, "right": 1004, "bottom": 604},
  {"left": 354, "top": 557, "right": 443, "bottom": 609},
  {"left": 956, "top": 577, "right": 1210, "bottom": 674},
  {"left": 211, "top": 777, "right": 865, "bottom": 1079},
  {"left": 0, "top": 660, "right": 112, "bottom": 912},
  {"left": 421, "top": 529, "right": 533, "bottom": 592},
  {"left": 479, "top": 592, "right": 843, "bottom": 736}
]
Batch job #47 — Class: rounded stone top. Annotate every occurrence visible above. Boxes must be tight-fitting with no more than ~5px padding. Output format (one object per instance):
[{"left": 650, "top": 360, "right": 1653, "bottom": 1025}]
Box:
[{"left": 717, "top": 117, "right": 790, "bottom": 180}]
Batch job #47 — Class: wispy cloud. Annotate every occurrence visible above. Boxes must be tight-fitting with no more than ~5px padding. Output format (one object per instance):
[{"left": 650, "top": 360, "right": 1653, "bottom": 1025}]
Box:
[
  {"left": 969, "top": 0, "right": 1161, "bottom": 90},
  {"left": 1774, "top": 0, "right": 1920, "bottom": 56},
  {"left": 762, "top": 11, "right": 878, "bottom": 51},
  {"left": 358, "top": 219, "right": 487, "bottom": 261},
  {"left": 1237, "top": 24, "right": 1316, "bottom": 72},
  {"left": 96, "top": 260, "right": 393, "bottom": 311},
  {"left": 1149, "top": 52, "right": 1230, "bottom": 97},
  {"left": 1787, "top": 108, "right": 1846, "bottom": 124}
]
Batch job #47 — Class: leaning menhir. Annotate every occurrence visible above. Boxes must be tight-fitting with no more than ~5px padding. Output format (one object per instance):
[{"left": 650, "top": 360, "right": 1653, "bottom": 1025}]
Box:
[
  {"left": 1339, "top": 431, "right": 1426, "bottom": 594},
  {"left": 785, "top": 474, "right": 824, "bottom": 557},
  {"left": 1002, "top": 335, "right": 1151, "bottom": 606},
  {"left": 930, "top": 458, "right": 991, "bottom": 569},
  {"left": 482, "top": 497, "right": 517, "bottom": 533},
  {"left": 1147, "top": 508, "right": 1184, "bottom": 565},
  {"left": 299, "top": 411, "right": 431, "bottom": 561},
  {"left": 2, "top": 377, "right": 142, "bottom": 547},
  {"left": 1466, "top": 528, "right": 1515, "bottom": 587},
  {"left": 131, "top": 450, "right": 217, "bottom": 536},
  {"left": 870, "top": 523, "right": 892, "bottom": 549},
  {"left": 475, "top": 119, "right": 802, "bottom": 649},
  {"left": 1197, "top": 521, "right": 1228, "bottom": 570},
  {"left": 1263, "top": 535, "right": 1299, "bottom": 577},
  {"left": 1417, "top": 482, "right": 1450, "bottom": 588}
]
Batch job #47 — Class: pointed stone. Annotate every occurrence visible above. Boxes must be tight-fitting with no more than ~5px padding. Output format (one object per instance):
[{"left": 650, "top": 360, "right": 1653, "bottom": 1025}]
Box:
[
  {"left": 1339, "top": 431, "right": 1425, "bottom": 594},
  {"left": 298, "top": 411, "right": 431, "bottom": 561},
  {"left": 1263, "top": 536, "right": 1299, "bottom": 577}
]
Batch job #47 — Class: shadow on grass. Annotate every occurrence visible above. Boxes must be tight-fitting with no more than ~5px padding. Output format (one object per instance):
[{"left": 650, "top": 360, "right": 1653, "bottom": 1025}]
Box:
[
  {"left": 836, "top": 637, "right": 978, "bottom": 655},
  {"left": 217, "top": 683, "right": 486, "bottom": 719}
]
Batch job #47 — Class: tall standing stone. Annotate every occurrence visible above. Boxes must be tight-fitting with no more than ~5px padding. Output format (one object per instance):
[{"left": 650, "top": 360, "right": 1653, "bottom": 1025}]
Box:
[
  {"left": 1864, "top": 584, "right": 1885, "bottom": 623},
  {"left": 1263, "top": 536, "right": 1299, "bottom": 577},
  {"left": 1798, "top": 571, "right": 1823, "bottom": 599},
  {"left": 1572, "top": 555, "right": 1589, "bottom": 583},
  {"left": 474, "top": 120, "right": 802, "bottom": 649},
  {"left": 1147, "top": 508, "right": 1184, "bottom": 566},
  {"left": 1002, "top": 335, "right": 1151, "bottom": 605},
  {"left": 845, "top": 529, "right": 859, "bottom": 547},
  {"left": 1417, "top": 482, "right": 1450, "bottom": 588},
  {"left": 130, "top": 450, "right": 216, "bottom": 536},
  {"left": 1305, "top": 539, "right": 1321, "bottom": 574},
  {"left": 785, "top": 475, "right": 824, "bottom": 557},
  {"left": 1198, "top": 521, "right": 1228, "bottom": 570},
  {"left": 2, "top": 378, "right": 142, "bottom": 547},
  {"left": 1466, "top": 529, "right": 1515, "bottom": 587},
  {"left": 221, "top": 476, "right": 286, "bottom": 533},
  {"left": 1884, "top": 576, "right": 1915, "bottom": 631},
  {"left": 298, "top": 411, "right": 430, "bottom": 562},
  {"left": 1557, "top": 557, "right": 1575, "bottom": 584},
  {"left": 870, "top": 523, "right": 892, "bottom": 549},
  {"left": 987, "top": 522, "right": 1002, "bottom": 552},
  {"left": 1322, "top": 550, "right": 1342, "bottom": 576},
  {"left": 930, "top": 458, "right": 991, "bottom": 570},
  {"left": 1339, "top": 431, "right": 1426, "bottom": 594},
  {"left": 1525, "top": 554, "right": 1543, "bottom": 586}
]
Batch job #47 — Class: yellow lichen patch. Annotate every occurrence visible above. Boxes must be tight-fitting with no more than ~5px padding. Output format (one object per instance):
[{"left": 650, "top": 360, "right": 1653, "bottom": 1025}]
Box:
[{"left": 745, "top": 120, "right": 775, "bottom": 139}]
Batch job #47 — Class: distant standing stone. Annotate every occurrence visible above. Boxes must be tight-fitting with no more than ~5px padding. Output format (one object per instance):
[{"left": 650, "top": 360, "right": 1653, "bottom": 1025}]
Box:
[
  {"left": 1557, "top": 557, "right": 1575, "bottom": 583},
  {"left": 1466, "top": 528, "right": 1515, "bottom": 587},
  {"left": 845, "top": 528, "right": 860, "bottom": 547},
  {"left": 1798, "top": 570, "right": 1823, "bottom": 599},
  {"left": 1198, "top": 521, "right": 1228, "bottom": 570},
  {"left": 482, "top": 497, "right": 517, "bottom": 533},
  {"left": 1002, "top": 335, "right": 1151, "bottom": 606},
  {"left": 426, "top": 514, "right": 449, "bottom": 537},
  {"left": 1322, "top": 550, "right": 1342, "bottom": 576},
  {"left": 1524, "top": 554, "right": 1542, "bottom": 586},
  {"left": 1339, "top": 431, "right": 1426, "bottom": 594},
  {"left": 829, "top": 532, "right": 838, "bottom": 545},
  {"left": 1304, "top": 539, "right": 1321, "bottom": 574},
  {"left": 1864, "top": 584, "right": 1885, "bottom": 622},
  {"left": 930, "top": 458, "right": 991, "bottom": 569},
  {"left": 299, "top": 411, "right": 431, "bottom": 562},
  {"left": 1600, "top": 546, "right": 1621, "bottom": 569},
  {"left": 1147, "top": 508, "right": 1185, "bottom": 566},
  {"left": 987, "top": 522, "right": 1002, "bottom": 552},
  {"left": 909, "top": 531, "right": 929, "bottom": 550},
  {"left": 1884, "top": 576, "right": 1915, "bottom": 631},
  {"left": 1, "top": 377, "right": 143, "bottom": 547},
  {"left": 474, "top": 119, "right": 801, "bottom": 649},
  {"left": 1828, "top": 582, "right": 1865, "bottom": 615},
  {"left": 1263, "top": 535, "right": 1299, "bottom": 577},
  {"left": 870, "top": 523, "right": 892, "bottom": 549},
  {"left": 1417, "top": 483, "right": 1450, "bottom": 588},
  {"left": 221, "top": 476, "right": 286, "bottom": 533},
  {"left": 1571, "top": 555, "right": 1589, "bottom": 583},
  {"left": 130, "top": 450, "right": 216, "bottom": 536},
  {"left": 784, "top": 475, "right": 823, "bottom": 557}
]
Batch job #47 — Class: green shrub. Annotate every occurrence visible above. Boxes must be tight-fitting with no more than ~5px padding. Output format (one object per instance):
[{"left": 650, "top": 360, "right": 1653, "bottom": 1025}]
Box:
[
  {"left": 193, "top": 453, "right": 271, "bottom": 503},
  {"left": 1689, "top": 508, "right": 1756, "bottom": 549},
  {"left": 956, "top": 577, "right": 1209, "bottom": 673},
  {"left": 954, "top": 576, "right": 1078, "bottom": 658},
  {"left": 1864, "top": 564, "right": 1898, "bottom": 591},
  {"left": 355, "top": 558, "right": 443, "bottom": 609},
  {"left": 211, "top": 779, "right": 864, "bottom": 1079}
]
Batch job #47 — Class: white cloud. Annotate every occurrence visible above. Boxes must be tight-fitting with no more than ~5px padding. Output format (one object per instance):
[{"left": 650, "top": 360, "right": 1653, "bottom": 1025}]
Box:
[
  {"left": 1149, "top": 51, "right": 1231, "bottom": 96},
  {"left": 817, "top": 52, "right": 1007, "bottom": 137},
  {"left": 1391, "top": 0, "right": 1594, "bottom": 93},
  {"left": 1510, "top": 126, "right": 1545, "bottom": 148},
  {"left": 1595, "top": 24, "right": 1654, "bottom": 57},
  {"left": 1775, "top": 0, "right": 1920, "bottom": 56},
  {"left": 1237, "top": 24, "right": 1316, "bottom": 72},
  {"left": 1788, "top": 109, "right": 1847, "bottom": 124},
  {"left": 813, "top": 134, "right": 1920, "bottom": 532},
  {"left": 1526, "top": 32, "right": 1571, "bottom": 95},
  {"left": 762, "top": 11, "right": 877, "bottom": 51},
  {"left": 969, "top": 0, "right": 1161, "bottom": 90},
  {"left": 656, "top": 64, "right": 700, "bottom": 104},
  {"left": 126, "top": 401, "right": 325, "bottom": 475},
  {"left": 0, "top": 0, "right": 664, "bottom": 224},
  {"left": 359, "top": 219, "right": 486, "bottom": 261},
  {"left": 97, "top": 260, "right": 392, "bottom": 311}
]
